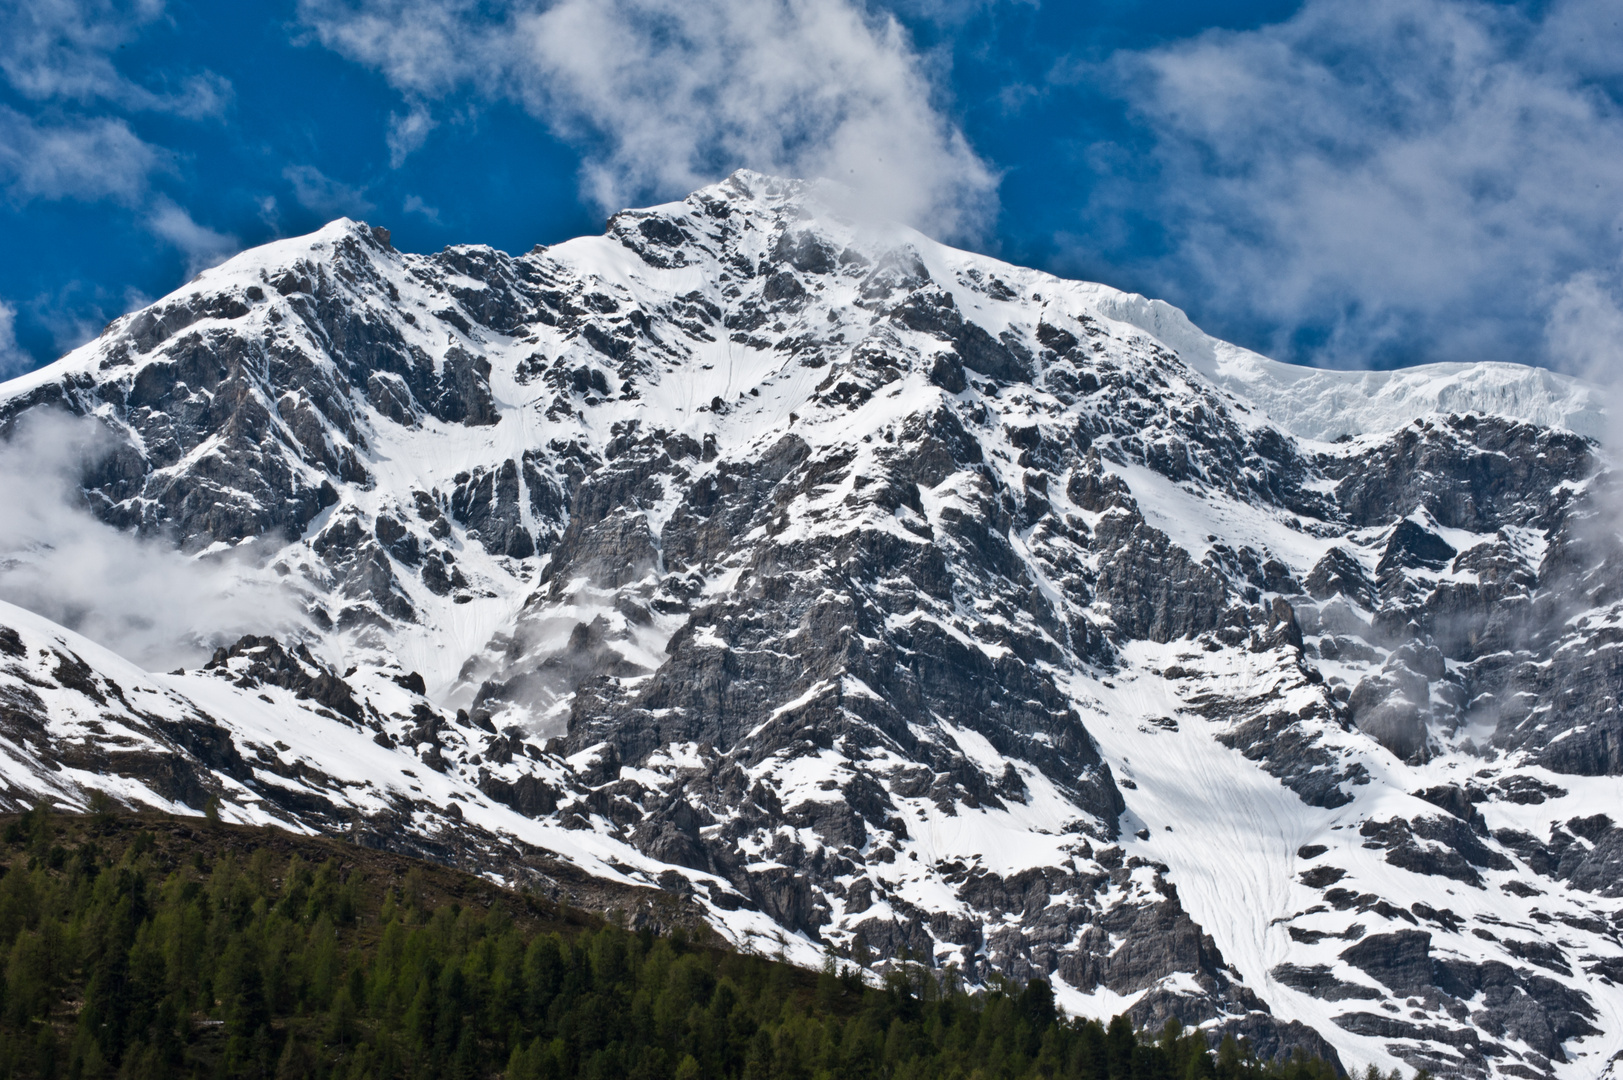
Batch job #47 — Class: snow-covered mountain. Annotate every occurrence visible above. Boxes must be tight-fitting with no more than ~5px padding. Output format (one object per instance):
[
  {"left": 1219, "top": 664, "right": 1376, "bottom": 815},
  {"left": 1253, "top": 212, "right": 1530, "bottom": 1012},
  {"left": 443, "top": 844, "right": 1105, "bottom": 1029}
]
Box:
[{"left": 1, "top": 171, "right": 1620, "bottom": 1079}]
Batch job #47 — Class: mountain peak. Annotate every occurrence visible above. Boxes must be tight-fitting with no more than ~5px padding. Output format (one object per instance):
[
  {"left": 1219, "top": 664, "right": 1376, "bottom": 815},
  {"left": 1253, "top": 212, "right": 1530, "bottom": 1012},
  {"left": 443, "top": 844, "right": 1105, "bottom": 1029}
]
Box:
[{"left": 0, "top": 177, "right": 1620, "bottom": 1078}]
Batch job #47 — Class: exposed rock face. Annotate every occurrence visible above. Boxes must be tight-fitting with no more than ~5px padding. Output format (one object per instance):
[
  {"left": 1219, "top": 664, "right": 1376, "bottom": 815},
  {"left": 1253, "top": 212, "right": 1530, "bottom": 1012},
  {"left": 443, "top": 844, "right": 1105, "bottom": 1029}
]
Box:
[
  {"left": 0, "top": 172, "right": 1620, "bottom": 1078},
  {"left": 1310, "top": 930, "right": 1604, "bottom": 1077}
]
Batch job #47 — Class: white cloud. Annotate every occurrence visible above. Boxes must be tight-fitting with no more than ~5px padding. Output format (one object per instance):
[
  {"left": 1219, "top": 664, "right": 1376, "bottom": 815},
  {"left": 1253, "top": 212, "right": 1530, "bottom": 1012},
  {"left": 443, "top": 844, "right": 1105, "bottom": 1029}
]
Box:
[
  {"left": 1, "top": 0, "right": 162, "bottom": 103},
  {"left": 0, "top": 0, "right": 232, "bottom": 118},
  {"left": 0, "top": 1, "right": 247, "bottom": 288},
  {"left": 1545, "top": 262, "right": 1623, "bottom": 465},
  {"left": 402, "top": 193, "right": 441, "bottom": 223},
  {"left": 155, "top": 71, "right": 233, "bottom": 121},
  {"left": 886, "top": 0, "right": 1033, "bottom": 22},
  {"left": 283, "top": 163, "right": 375, "bottom": 218},
  {"left": 0, "top": 106, "right": 162, "bottom": 202},
  {"left": 296, "top": 0, "right": 997, "bottom": 239},
  {"left": 386, "top": 105, "right": 437, "bottom": 167},
  {"left": 1092, "top": 0, "right": 1623, "bottom": 371},
  {"left": 1546, "top": 265, "right": 1623, "bottom": 449},
  {"left": 0, "top": 411, "right": 302, "bottom": 670},
  {"left": 0, "top": 0, "right": 244, "bottom": 285},
  {"left": 0, "top": 300, "right": 29, "bottom": 379},
  {"left": 145, "top": 198, "right": 239, "bottom": 274}
]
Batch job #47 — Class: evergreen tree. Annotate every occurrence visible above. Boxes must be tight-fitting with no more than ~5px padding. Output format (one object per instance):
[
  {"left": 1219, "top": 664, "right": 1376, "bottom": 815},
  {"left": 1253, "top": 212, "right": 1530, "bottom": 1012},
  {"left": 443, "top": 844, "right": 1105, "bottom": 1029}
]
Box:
[{"left": 0, "top": 811, "right": 1349, "bottom": 1080}]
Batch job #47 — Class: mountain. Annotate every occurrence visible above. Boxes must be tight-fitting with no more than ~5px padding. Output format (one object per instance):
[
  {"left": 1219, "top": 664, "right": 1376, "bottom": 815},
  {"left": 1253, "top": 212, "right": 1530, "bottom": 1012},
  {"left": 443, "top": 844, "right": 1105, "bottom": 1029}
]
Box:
[
  {"left": 0, "top": 170, "right": 1620, "bottom": 1079},
  {"left": 0, "top": 809, "right": 1338, "bottom": 1080}
]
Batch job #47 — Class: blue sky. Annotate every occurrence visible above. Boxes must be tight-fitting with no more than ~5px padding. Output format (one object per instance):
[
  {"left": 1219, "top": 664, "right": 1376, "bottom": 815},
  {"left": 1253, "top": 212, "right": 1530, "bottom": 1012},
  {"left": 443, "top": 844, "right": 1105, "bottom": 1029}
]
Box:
[{"left": 0, "top": 0, "right": 1619, "bottom": 378}]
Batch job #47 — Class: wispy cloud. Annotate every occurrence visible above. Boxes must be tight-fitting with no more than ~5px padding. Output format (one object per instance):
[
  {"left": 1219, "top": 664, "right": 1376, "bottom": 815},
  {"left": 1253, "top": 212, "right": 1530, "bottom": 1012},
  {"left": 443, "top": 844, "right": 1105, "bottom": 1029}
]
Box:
[
  {"left": 0, "top": 107, "right": 162, "bottom": 203},
  {"left": 402, "top": 193, "right": 440, "bottom": 224},
  {"left": 145, "top": 197, "right": 239, "bottom": 274},
  {"left": 0, "top": 411, "right": 302, "bottom": 670},
  {"left": 1085, "top": 0, "right": 1623, "bottom": 372},
  {"left": 0, "top": 0, "right": 240, "bottom": 358},
  {"left": 282, "top": 163, "right": 375, "bottom": 218},
  {"left": 19, "top": 280, "right": 143, "bottom": 359},
  {"left": 0, "top": 0, "right": 232, "bottom": 117},
  {"left": 0, "top": 300, "right": 30, "bottom": 380},
  {"left": 386, "top": 104, "right": 436, "bottom": 168},
  {"left": 296, "top": 0, "right": 997, "bottom": 239},
  {"left": 1546, "top": 266, "right": 1623, "bottom": 388}
]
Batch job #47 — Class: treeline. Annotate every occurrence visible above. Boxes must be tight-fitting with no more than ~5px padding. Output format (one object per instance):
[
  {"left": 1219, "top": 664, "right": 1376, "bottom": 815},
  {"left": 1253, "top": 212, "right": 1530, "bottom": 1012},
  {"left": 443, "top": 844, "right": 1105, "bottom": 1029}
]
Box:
[{"left": 0, "top": 808, "right": 1346, "bottom": 1080}]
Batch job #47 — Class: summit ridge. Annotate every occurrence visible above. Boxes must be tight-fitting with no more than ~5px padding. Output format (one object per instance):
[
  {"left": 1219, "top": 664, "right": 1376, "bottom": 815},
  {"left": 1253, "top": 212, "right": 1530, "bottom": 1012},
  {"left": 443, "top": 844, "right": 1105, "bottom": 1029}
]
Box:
[{"left": 0, "top": 171, "right": 1619, "bottom": 1079}]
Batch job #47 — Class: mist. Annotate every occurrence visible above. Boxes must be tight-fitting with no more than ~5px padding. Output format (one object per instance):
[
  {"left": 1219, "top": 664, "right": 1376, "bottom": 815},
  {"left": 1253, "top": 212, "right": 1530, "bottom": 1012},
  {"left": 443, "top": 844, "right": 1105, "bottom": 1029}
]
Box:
[{"left": 0, "top": 411, "right": 304, "bottom": 672}]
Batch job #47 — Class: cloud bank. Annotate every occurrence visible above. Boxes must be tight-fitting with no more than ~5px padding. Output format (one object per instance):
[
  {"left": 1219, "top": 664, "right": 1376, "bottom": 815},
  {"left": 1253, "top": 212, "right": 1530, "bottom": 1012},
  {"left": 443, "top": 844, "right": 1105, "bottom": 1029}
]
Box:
[
  {"left": 0, "top": 412, "right": 302, "bottom": 671},
  {"left": 297, "top": 0, "right": 997, "bottom": 239},
  {"left": 1092, "top": 0, "right": 1623, "bottom": 373}
]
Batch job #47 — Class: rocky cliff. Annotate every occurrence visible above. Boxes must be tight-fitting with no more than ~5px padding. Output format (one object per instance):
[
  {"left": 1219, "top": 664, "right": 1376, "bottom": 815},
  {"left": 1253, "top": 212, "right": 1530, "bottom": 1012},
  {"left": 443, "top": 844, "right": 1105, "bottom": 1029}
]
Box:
[{"left": 0, "top": 171, "right": 1619, "bottom": 1079}]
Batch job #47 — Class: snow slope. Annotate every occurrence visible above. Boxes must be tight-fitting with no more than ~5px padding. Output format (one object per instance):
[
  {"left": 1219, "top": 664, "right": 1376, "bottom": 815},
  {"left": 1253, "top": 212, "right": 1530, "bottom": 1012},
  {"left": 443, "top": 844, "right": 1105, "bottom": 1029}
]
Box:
[{"left": 0, "top": 171, "right": 1618, "bottom": 1079}]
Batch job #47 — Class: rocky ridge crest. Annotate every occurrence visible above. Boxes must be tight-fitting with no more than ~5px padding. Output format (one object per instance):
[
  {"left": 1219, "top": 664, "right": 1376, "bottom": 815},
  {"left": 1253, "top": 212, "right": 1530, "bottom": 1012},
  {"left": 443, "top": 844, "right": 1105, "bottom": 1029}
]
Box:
[{"left": 0, "top": 172, "right": 1619, "bottom": 1078}]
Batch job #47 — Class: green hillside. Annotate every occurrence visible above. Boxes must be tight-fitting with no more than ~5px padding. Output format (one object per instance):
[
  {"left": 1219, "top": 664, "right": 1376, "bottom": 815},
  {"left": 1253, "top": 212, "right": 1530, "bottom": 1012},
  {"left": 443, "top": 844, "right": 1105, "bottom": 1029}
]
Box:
[{"left": 0, "top": 808, "right": 1343, "bottom": 1080}]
